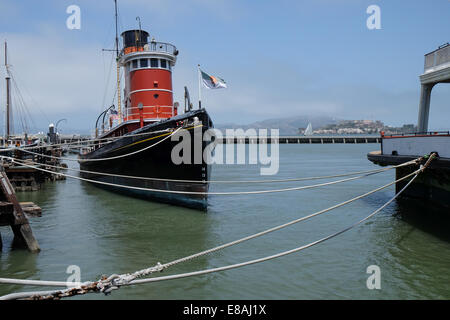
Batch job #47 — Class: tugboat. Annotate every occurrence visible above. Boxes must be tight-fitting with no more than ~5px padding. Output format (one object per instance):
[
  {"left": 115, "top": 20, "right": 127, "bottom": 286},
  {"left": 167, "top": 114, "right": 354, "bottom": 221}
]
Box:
[{"left": 78, "top": 3, "right": 214, "bottom": 210}]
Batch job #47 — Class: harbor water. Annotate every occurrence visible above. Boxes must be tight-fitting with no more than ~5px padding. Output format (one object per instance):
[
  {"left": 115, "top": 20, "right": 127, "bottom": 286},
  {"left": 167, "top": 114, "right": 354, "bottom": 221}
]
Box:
[{"left": 1, "top": 144, "right": 450, "bottom": 299}]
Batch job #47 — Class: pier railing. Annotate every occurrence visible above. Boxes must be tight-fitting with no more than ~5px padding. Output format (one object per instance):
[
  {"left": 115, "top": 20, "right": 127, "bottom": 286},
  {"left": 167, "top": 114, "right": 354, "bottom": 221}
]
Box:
[
  {"left": 424, "top": 43, "right": 450, "bottom": 72},
  {"left": 382, "top": 131, "right": 450, "bottom": 138}
]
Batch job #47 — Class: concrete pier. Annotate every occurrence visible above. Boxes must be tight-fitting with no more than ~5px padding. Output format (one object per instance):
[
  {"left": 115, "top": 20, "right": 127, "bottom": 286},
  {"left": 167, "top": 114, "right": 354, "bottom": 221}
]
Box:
[
  {"left": 218, "top": 135, "right": 381, "bottom": 144},
  {"left": 368, "top": 43, "right": 450, "bottom": 209},
  {"left": 417, "top": 43, "right": 450, "bottom": 132}
]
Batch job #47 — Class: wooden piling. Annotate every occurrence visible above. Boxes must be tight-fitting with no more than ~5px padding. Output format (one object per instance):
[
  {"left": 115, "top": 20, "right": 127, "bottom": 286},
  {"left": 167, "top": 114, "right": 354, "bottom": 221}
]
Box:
[{"left": 0, "top": 170, "right": 40, "bottom": 252}]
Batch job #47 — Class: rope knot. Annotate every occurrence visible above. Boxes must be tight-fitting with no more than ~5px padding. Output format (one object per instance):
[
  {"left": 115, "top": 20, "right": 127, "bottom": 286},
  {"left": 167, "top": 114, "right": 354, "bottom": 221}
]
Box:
[
  {"left": 421, "top": 152, "right": 437, "bottom": 172},
  {"left": 153, "top": 262, "right": 164, "bottom": 273}
]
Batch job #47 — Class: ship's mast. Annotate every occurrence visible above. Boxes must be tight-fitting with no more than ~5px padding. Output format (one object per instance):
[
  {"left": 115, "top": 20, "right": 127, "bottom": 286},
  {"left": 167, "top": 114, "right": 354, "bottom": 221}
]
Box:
[
  {"left": 114, "top": 0, "right": 122, "bottom": 124},
  {"left": 4, "top": 41, "right": 11, "bottom": 139}
]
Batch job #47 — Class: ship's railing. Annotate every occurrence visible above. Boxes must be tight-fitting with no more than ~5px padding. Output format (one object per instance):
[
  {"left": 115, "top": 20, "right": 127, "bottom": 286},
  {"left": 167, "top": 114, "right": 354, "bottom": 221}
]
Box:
[
  {"left": 382, "top": 131, "right": 450, "bottom": 138},
  {"left": 122, "top": 41, "right": 178, "bottom": 56},
  {"left": 424, "top": 43, "right": 450, "bottom": 72}
]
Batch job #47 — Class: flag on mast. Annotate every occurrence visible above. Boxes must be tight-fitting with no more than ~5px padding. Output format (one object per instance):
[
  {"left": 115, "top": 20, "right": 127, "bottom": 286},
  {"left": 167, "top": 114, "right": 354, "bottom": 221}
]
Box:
[{"left": 200, "top": 69, "right": 227, "bottom": 89}]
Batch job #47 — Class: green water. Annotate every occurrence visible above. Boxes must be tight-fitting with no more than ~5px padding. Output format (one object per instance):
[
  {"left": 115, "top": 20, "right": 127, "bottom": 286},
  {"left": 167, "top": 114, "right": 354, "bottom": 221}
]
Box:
[{"left": 1, "top": 144, "right": 450, "bottom": 299}]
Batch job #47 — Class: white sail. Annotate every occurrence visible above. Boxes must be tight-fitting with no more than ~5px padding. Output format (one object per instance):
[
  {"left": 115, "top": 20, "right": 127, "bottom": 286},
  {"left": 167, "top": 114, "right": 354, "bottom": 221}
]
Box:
[{"left": 304, "top": 122, "right": 313, "bottom": 135}]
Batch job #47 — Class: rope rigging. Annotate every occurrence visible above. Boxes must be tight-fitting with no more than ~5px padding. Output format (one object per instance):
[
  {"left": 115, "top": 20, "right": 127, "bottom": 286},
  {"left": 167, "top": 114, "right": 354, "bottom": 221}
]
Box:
[
  {"left": 100, "top": 49, "right": 115, "bottom": 115},
  {"left": 0, "top": 154, "right": 435, "bottom": 300},
  {"left": 4, "top": 65, "right": 45, "bottom": 135},
  {"left": 0, "top": 127, "right": 181, "bottom": 162},
  {"left": 9, "top": 72, "right": 35, "bottom": 133},
  {"left": 1, "top": 127, "right": 172, "bottom": 151},
  {"left": 7, "top": 65, "right": 50, "bottom": 124},
  {"left": 10, "top": 126, "right": 182, "bottom": 162}
]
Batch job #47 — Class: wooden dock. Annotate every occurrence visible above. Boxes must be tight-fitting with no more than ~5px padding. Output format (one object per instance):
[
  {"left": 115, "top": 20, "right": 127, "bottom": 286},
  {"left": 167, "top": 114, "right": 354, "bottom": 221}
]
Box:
[
  {"left": 0, "top": 145, "right": 67, "bottom": 192},
  {"left": 20, "top": 202, "right": 42, "bottom": 217}
]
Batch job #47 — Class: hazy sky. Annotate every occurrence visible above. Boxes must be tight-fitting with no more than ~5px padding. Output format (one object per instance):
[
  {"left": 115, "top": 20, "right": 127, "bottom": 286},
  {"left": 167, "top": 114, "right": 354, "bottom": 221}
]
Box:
[{"left": 0, "top": 0, "right": 449, "bottom": 134}]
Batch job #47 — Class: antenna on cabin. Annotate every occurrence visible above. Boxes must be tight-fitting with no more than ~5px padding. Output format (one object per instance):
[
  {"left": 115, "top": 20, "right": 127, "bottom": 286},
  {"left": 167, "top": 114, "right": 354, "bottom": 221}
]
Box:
[{"left": 136, "top": 16, "right": 142, "bottom": 38}]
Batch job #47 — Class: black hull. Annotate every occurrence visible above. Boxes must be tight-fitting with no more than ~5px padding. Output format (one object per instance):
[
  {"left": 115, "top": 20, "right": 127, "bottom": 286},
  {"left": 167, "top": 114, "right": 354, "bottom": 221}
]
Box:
[
  {"left": 368, "top": 152, "right": 450, "bottom": 209},
  {"left": 78, "top": 109, "right": 213, "bottom": 210}
]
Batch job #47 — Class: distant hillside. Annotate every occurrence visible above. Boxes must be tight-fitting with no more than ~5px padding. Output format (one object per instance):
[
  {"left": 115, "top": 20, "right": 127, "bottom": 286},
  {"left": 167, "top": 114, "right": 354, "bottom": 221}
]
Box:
[{"left": 215, "top": 115, "right": 339, "bottom": 135}]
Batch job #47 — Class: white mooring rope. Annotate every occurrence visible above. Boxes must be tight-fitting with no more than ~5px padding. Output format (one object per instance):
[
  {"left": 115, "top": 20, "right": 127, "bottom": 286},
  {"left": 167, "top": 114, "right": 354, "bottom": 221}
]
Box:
[
  {"left": 0, "top": 155, "right": 398, "bottom": 195},
  {"left": 0, "top": 167, "right": 415, "bottom": 287},
  {"left": 0, "top": 154, "right": 435, "bottom": 300},
  {"left": 8, "top": 156, "right": 417, "bottom": 184},
  {"left": 0, "top": 169, "right": 422, "bottom": 300}
]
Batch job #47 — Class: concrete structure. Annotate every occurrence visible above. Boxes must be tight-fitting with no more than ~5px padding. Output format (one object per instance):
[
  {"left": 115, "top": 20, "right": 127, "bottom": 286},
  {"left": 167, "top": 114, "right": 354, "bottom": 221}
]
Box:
[
  {"left": 368, "top": 43, "right": 450, "bottom": 208},
  {"left": 417, "top": 43, "right": 450, "bottom": 132},
  {"left": 381, "top": 132, "right": 450, "bottom": 158},
  {"left": 217, "top": 135, "right": 381, "bottom": 144}
]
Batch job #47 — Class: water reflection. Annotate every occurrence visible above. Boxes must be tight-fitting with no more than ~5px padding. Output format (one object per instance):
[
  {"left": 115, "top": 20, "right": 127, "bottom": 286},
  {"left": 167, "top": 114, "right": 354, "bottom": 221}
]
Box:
[
  {"left": 366, "top": 199, "right": 450, "bottom": 299},
  {"left": 394, "top": 198, "right": 450, "bottom": 243},
  {"left": 0, "top": 241, "right": 40, "bottom": 296},
  {"left": 1, "top": 164, "right": 215, "bottom": 298}
]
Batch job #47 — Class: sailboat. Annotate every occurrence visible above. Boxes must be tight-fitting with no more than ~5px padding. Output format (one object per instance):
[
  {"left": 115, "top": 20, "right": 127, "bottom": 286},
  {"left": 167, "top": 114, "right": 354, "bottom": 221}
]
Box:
[
  {"left": 78, "top": 1, "right": 214, "bottom": 210},
  {"left": 304, "top": 122, "right": 313, "bottom": 136}
]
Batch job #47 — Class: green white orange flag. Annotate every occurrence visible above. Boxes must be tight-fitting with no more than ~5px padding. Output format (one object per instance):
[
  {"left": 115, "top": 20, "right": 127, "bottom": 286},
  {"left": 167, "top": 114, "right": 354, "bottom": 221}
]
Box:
[{"left": 200, "top": 69, "right": 227, "bottom": 89}]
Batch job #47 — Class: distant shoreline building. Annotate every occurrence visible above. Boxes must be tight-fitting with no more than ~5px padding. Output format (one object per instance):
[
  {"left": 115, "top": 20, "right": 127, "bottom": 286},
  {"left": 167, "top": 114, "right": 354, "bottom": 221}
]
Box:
[{"left": 299, "top": 120, "right": 417, "bottom": 135}]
